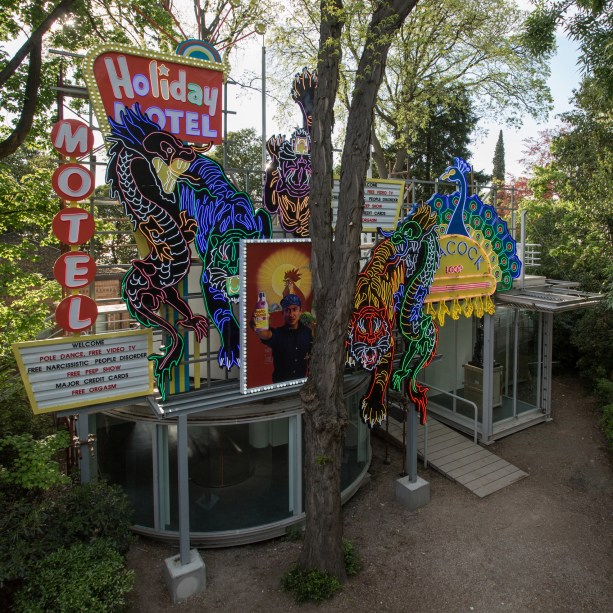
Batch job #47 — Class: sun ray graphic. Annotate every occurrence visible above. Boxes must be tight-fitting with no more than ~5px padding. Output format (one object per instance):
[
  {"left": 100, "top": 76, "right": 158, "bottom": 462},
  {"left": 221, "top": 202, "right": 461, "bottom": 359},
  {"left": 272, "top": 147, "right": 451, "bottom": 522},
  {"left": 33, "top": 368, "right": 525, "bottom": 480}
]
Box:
[{"left": 256, "top": 246, "right": 312, "bottom": 309}]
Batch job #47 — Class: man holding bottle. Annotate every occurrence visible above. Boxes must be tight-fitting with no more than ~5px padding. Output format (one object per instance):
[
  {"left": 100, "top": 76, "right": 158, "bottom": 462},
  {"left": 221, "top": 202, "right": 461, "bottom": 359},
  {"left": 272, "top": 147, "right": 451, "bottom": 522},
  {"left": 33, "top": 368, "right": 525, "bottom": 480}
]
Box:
[{"left": 253, "top": 294, "right": 313, "bottom": 383}]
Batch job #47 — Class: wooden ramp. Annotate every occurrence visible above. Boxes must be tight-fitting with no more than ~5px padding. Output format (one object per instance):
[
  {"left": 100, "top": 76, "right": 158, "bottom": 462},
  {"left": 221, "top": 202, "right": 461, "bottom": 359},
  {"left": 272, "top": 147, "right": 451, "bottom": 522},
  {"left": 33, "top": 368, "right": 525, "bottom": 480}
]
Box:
[{"left": 383, "top": 415, "right": 528, "bottom": 498}]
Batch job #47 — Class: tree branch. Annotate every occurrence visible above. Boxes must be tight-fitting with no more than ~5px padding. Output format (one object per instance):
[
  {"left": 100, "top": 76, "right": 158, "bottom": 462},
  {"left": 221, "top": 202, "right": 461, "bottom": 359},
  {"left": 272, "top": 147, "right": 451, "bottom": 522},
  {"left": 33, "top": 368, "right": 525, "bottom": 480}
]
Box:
[
  {"left": 0, "top": 0, "right": 79, "bottom": 88},
  {"left": 0, "top": 41, "right": 43, "bottom": 159}
]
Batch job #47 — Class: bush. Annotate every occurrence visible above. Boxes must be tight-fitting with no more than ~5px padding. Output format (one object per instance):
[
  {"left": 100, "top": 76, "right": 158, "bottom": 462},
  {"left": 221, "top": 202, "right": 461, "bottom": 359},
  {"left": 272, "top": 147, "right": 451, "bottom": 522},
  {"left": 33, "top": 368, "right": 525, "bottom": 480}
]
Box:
[
  {"left": 0, "top": 481, "right": 134, "bottom": 597},
  {"left": 0, "top": 431, "right": 69, "bottom": 493},
  {"left": 595, "top": 378, "right": 613, "bottom": 405},
  {"left": 45, "top": 481, "right": 135, "bottom": 555},
  {"left": 343, "top": 539, "right": 361, "bottom": 577},
  {"left": 13, "top": 538, "right": 134, "bottom": 613},
  {"left": 281, "top": 565, "right": 342, "bottom": 604},
  {"left": 281, "top": 541, "right": 361, "bottom": 604},
  {"left": 600, "top": 403, "right": 613, "bottom": 452},
  {"left": 0, "top": 362, "right": 56, "bottom": 440},
  {"left": 285, "top": 524, "right": 304, "bottom": 542}
]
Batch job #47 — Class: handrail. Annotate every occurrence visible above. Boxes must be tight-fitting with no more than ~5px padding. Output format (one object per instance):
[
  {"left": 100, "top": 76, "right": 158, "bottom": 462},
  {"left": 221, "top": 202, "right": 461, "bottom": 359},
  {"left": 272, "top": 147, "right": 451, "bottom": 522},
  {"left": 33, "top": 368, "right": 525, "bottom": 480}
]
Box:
[{"left": 425, "top": 384, "right": 479, "bottom": 444}]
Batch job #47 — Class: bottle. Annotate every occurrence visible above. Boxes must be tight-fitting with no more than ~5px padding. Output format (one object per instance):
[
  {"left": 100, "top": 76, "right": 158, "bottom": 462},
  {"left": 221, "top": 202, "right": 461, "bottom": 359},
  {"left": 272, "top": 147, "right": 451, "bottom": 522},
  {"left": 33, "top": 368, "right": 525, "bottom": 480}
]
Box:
[{"left": 254, "top": 291, "right": 269, "bottom": 330}]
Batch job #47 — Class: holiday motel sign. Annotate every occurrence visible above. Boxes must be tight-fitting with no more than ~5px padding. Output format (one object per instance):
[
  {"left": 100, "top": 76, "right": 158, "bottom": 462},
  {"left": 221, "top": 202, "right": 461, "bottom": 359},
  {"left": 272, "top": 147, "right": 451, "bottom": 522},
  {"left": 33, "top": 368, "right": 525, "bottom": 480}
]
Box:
[{"left": 83, "top": 44, "right": 225, "bottom": 145}]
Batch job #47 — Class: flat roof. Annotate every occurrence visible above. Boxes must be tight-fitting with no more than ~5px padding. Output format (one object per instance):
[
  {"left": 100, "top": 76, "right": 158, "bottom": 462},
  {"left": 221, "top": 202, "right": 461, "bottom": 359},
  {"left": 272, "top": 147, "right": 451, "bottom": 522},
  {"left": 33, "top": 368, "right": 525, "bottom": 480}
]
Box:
[{"left": 495, "top": 278, "right": 604, "bottom": 313}]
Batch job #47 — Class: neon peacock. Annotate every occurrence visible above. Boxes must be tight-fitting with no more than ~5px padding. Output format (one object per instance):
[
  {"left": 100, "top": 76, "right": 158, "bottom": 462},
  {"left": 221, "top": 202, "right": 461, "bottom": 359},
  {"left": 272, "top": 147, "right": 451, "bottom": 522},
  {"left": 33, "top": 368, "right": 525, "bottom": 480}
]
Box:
[{"left": 428, "top": 157, "right": 521, "bottom": 294}]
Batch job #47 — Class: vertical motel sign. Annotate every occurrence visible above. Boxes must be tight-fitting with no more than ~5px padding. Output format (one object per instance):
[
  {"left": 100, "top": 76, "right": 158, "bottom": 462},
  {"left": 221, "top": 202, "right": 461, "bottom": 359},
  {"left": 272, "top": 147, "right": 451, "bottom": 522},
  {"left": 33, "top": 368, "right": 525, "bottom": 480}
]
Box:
[{"left": 50, "top": 119, "right": 98, "bottom": 332}]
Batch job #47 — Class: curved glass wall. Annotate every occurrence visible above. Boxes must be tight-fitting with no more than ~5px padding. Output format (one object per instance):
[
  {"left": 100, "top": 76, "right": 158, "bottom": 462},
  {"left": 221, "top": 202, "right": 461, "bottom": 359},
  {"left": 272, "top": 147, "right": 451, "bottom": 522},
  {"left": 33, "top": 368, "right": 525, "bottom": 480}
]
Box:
[{"left": 94, "top": 376, "right": 370, "bottom": 545}]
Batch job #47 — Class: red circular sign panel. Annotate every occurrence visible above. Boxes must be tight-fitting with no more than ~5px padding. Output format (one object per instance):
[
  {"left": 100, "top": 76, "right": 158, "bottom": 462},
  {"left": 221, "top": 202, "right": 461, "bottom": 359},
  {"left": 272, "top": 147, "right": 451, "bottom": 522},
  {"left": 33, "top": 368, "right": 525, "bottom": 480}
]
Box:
[
  {"left": 52, "top": 164, "right": 94, "bottom": 201},
  {"left": 52, "top": 208, "right": 95, "bottom": 245},
  {"left": 53, "top": 252, "right": 96, "bottom": 289},
  {"left": 50, "top": 119, "right": 95, "bottom": 158},
  {"left": 55, "top": 294, "right": 98, "bottom": 333}
]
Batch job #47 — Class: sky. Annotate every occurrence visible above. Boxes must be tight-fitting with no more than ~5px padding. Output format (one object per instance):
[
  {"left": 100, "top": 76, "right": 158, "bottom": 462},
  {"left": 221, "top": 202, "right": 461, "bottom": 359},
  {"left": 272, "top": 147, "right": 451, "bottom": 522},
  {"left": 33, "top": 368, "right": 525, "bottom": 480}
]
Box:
[
  {"left": 224, "top": 33, "right": 582, "bottom": 181},
  {"left": 470, "top": 35, "right": 582, "bottom": 178}
]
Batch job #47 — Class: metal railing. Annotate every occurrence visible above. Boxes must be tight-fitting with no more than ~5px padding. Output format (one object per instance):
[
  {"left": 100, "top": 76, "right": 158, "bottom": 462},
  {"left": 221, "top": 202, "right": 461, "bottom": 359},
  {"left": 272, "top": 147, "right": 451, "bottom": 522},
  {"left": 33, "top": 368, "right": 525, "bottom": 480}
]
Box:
[
  {"left": 522, "top": 243, "right": 542, "bottom": 268},
  {"left": 426, "top": 384, "right": 479, "bottom": 445}
]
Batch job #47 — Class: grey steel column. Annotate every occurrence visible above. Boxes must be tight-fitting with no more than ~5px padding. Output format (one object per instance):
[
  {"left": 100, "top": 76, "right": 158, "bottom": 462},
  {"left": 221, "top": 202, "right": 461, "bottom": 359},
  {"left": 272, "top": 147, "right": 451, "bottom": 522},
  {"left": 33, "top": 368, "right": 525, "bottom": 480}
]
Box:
[
  {"left": 76, "top": 416, "right": 90, "bottom": 484},
  {"left": 177, "top": 414, "right": 190, "bottom": 565},
  {"left": 482, "top": 313, "right": 495, "bottom": 443},
  {"left": 406, "top": 404, "right": 418, "bottom": 483},
  {"left": 542, "top": 313, "right": 554, "bottom": 418}
]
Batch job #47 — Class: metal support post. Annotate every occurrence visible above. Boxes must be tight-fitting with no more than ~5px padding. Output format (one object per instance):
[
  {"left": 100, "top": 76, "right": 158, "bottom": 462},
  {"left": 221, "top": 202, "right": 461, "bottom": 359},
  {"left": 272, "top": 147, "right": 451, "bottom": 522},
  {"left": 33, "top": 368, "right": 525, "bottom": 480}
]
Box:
[
  {"left": 406, "top": 404, "right": 418, "bottom": 483},
  {"left": 482, "top": 313, "right": 495, "bottom": 443},
  {"left": 177, "top": 414, "right": 190, "bottom": 566},
  {"left": 520, "top": 210, "right": 527, "bottom": 289}
]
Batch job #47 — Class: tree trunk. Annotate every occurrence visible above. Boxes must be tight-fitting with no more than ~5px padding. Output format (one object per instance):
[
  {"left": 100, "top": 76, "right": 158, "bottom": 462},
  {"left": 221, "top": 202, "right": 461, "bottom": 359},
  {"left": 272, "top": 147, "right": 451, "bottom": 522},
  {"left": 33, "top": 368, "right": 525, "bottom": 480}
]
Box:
[
  {"left": 371, "top": 129, "right": 389, "bottom": 178},
  {"left": 300, "top": 0, "right": 419, "bottom": 578},
  {"left": 392, "top": 147, "right": 407, "bottom": 176}
]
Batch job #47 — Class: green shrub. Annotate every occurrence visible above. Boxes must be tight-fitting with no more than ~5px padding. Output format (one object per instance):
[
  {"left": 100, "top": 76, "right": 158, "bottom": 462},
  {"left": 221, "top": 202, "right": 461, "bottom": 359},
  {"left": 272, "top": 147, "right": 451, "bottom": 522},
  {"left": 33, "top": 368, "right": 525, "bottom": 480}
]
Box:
[
  {"left": 13, "top": 538, "right": 134, "bottom": 613},
  {"left": 281, "top": 565, "right": 342, "bottom": 604},
  {"left": 0, "top": 481, "right": 134, "bottom": 592},
  {"left": 0, "top": 364, "right": 55, "bottom": 440},
  {"left": 285, "top": 524, "right": 304, "bottom": 542},
  {"left": 45, "top": 481, "right": 135, "bottom": 555},
  {"left": 595, "top": 378, "right": 613, "bottom": 405},
  {"left": 601, "top": 404, "right": 613, "bottom": 452},
  {"left": 0, "top": 431, "right": 69, "bottom": 492},
  {"left": 343, "top": 539, "right": 361, "bottom": 577}
]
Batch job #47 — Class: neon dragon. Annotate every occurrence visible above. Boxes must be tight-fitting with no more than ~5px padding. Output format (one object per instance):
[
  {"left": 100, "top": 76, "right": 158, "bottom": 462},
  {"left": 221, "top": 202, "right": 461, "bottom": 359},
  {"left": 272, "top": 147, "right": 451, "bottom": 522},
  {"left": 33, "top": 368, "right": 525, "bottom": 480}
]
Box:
[{"left": 106, "top": 105, "right": 209, "bottom": 397}]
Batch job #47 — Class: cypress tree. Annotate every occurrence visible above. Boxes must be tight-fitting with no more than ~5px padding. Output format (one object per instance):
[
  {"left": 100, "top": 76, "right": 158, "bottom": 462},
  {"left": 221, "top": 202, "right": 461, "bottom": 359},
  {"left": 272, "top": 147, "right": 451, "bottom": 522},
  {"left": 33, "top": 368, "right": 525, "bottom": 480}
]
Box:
[{"left": 492, "top": 129, "right": 505, "bottom": 183}]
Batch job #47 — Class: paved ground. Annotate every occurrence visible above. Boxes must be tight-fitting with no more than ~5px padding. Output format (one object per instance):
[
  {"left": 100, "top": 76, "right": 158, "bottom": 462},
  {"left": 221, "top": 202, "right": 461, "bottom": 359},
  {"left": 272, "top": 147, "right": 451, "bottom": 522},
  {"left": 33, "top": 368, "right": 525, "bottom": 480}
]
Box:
[{"left": 127, "top": 374, "right": 613, "bottom": 612}]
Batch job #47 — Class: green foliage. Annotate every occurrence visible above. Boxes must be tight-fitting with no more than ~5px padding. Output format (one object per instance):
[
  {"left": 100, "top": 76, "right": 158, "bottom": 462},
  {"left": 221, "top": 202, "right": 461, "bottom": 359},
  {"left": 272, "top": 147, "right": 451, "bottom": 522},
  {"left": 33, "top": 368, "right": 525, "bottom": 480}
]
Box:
[
  {"left": 0, "top": 362, "right": 55, "bottom": 440},
  {"left": 571, "top": 306, "right": 613, "bottom": 385},
  {"left": 342, "top": 539, "right": 361, "bottom": 576},
  {"left": 521, "top": 1, "right": 612, "bottom": 102},
  {"left": 0, "top": 146, "right": 62, "bottom": 355},
  {"left": 272, "top": 0, "right": 552, "bottom": 179},
  {"left": 0, "top": 480, "right": 134, "bottom": 605},
  {"left": 492, "top": 130, "right": 506, "bottom": 183},
  {"left": 208, "top": 128, "right": 264, "bottom": 203},
  {"left": 13, "top": 538, "right": 134, "bottom": 613},
  {"left": 0, "top": 269, "right": 60, "bottom": 356},
  {"left": 210, "top": 128, "right": 263, "bottom": 171},
  {"left": 285, "top": 524, "right": 304, "bottom": 541},
  {"left": 0, "top": 431, "right": 69, "bottom": 492},
  {"left": 522, "top": 78, "right": 612, "bottom": 294},
  {"left": 378, "top": 85, "right": 479, "bottom": 184},
  {"left": 522, "top": 5, "right": 558, "bottom": 58},
  {"left": 601, "top": 404, "right": 613, "bottom": 452},
  {"left": 281, "top": 565, "right": 342, "bottom": 604},
  {"left": 40, "top": 481, "right": 135, "bottom": 555},
  {"left": 594, "top": 378, "right": 613, "bottom": 405},
  {"left": 0, "top": 0, "right": 273, "bottom": 152},
  {"left": 280, "top": 540, "right": 361, "bottom": 602},
  {"left": 595, "top": 378, "right": 613, "bottom": 452}
]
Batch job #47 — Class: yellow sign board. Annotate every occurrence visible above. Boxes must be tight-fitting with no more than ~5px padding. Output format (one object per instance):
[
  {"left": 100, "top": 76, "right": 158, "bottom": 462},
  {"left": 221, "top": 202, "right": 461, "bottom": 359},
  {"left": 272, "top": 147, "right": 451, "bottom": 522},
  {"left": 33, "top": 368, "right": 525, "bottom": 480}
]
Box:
[{"left": 12, "top": 330, "right": 154, "bottom": 415}]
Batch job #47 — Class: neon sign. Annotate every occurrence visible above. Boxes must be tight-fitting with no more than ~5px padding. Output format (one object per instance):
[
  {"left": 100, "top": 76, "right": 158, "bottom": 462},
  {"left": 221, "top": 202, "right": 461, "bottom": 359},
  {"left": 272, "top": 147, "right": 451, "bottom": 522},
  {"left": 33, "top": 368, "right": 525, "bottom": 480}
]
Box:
[
  {"left": 426, "top": 157, "right": 521, "bottom": 324},
  {"left": 106, "top": 105, "right": 209, "bottom": 398},
  {"left": 347, "top": 204, "right": 440, "bottom": 426},
  {"left": 84, "top": 44, "right": 225, "bottom": 146},
  {"left": 263, "top": 68, "right": 316, "bottom": 237},
  {"left": 50, "top": 119, "right": 98, "bottom": 333}
]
